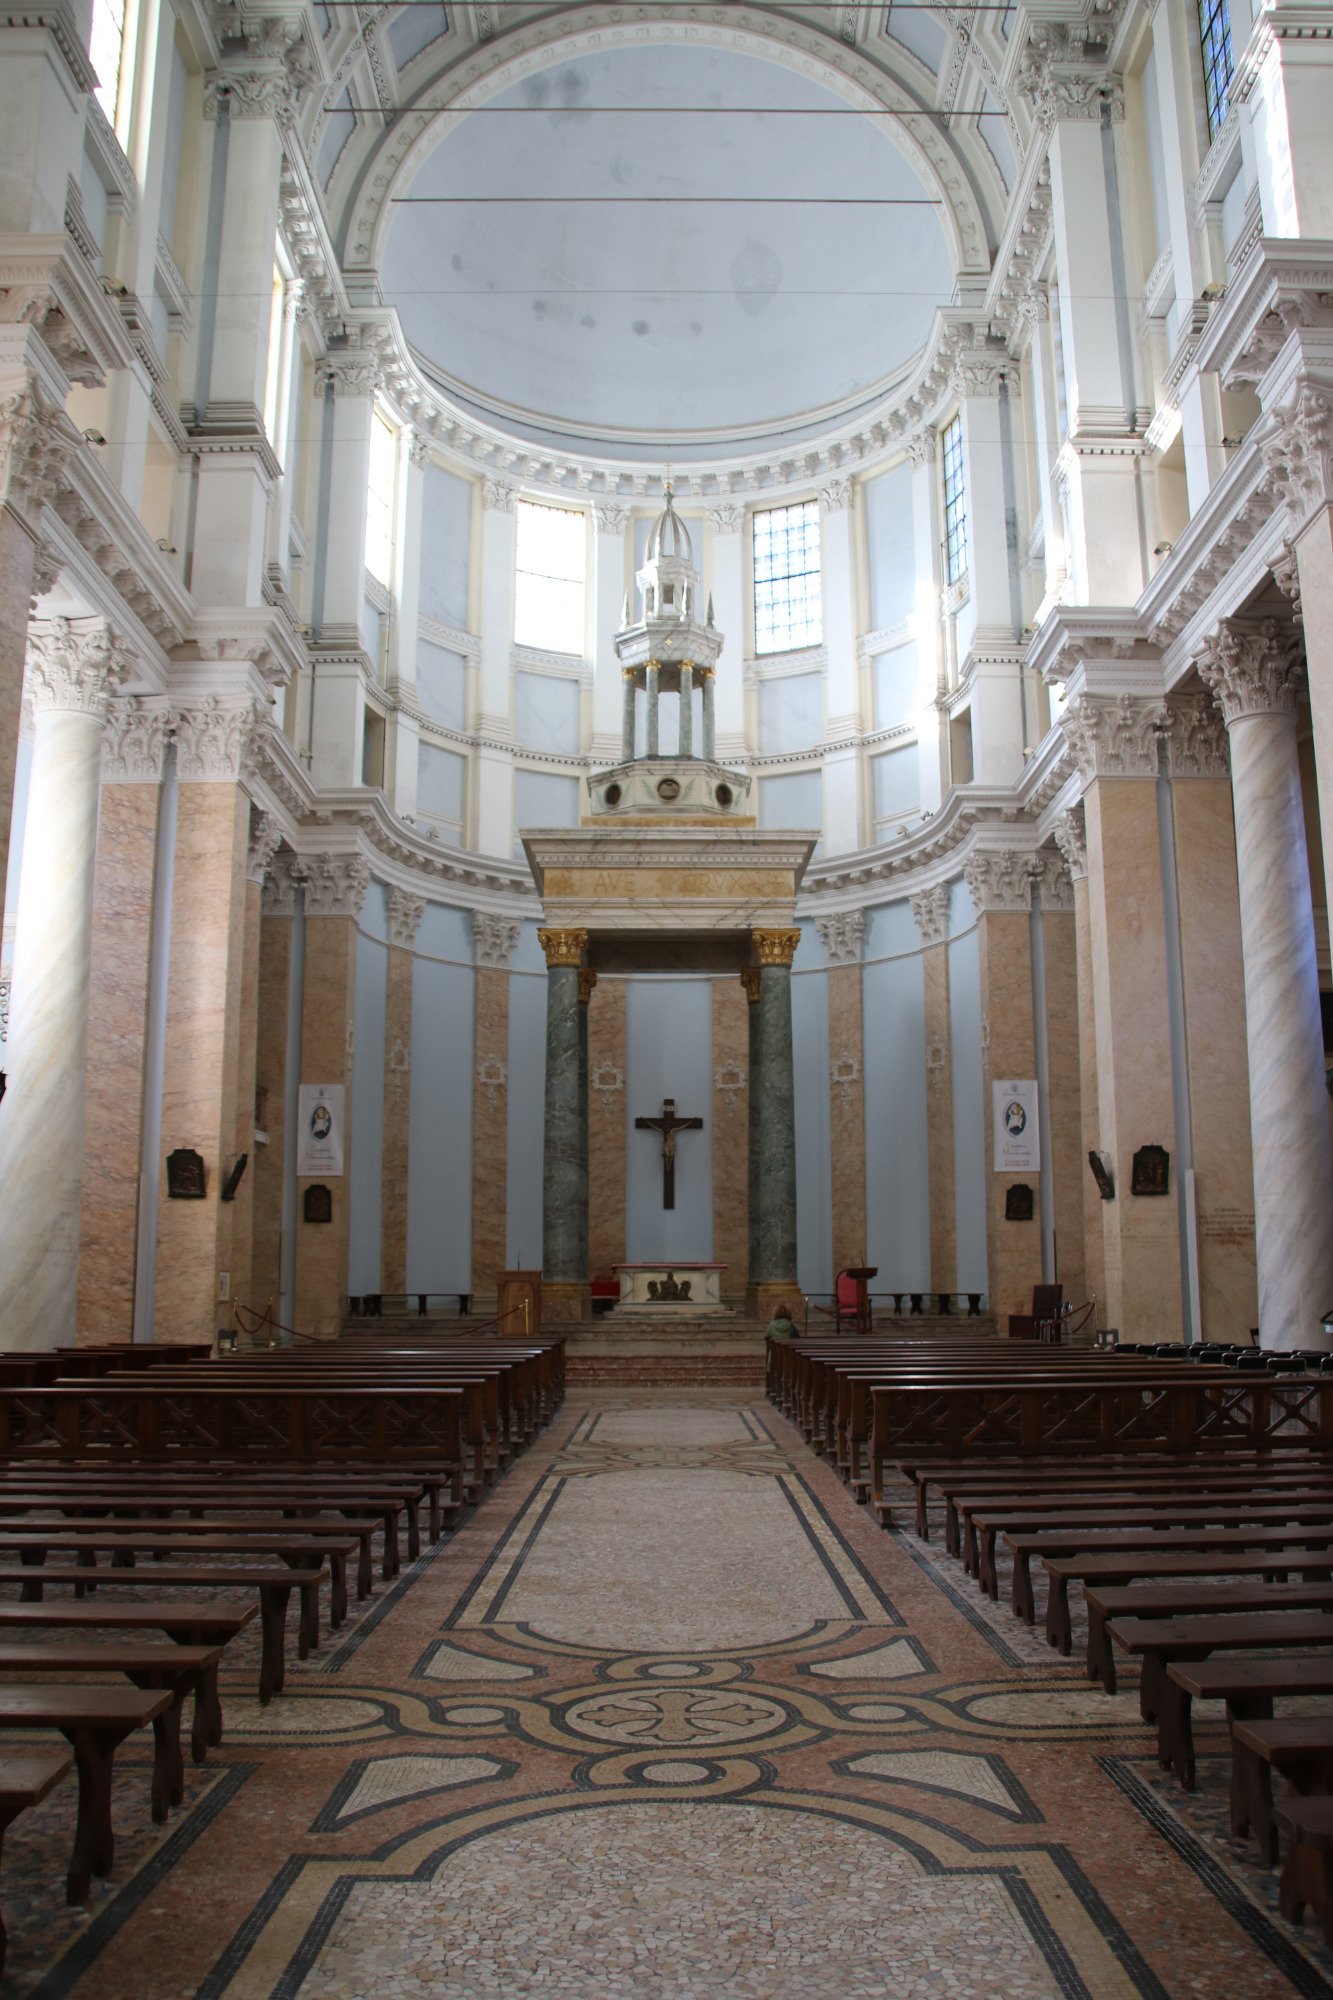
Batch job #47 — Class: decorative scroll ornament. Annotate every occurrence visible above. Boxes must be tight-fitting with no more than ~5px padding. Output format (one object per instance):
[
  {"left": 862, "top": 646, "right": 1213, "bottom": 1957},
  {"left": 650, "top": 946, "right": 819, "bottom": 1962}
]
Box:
[
  {"left": 1196, "top": 618, "right": 1303, "bottom": 725},
  {"left": 714, "top": 1060, "right": 746, "bottom": 1113},
  {"left": 909, "top": 884, "right": 951, "bottom": 949},
  {"left": 740, "top": 967, "right": 762, "bottom": 1003},
  {"left": 820, "top": 478, "right": 853, "bottom": 513},
  {"left": 962, "top": 851, "right": 1038, "bottom": 916},
  {"left": 473, "top": 913, "right": 521, "bottom": 969},
  {"left": 1271, "top": 541, "right": 1303, "bottom": 622},
  {"left": 101, "top": 696, "right": 170, "bottom": 782},
  {"left": 302, "top": 852, "right": 372, "bottom": 920},
  {"left": 830, "top": 1050, "right": 862, "bottom": 1107},
  {"left": 578, "top": 968, "right": 598, "bottom": 1005},
  {"left": 592, "top": 1061, "right": 625, "bottom": 1116},
  {"left": 751, "top": 928, "right": 801, "bottom": 969},
  {"left": 482, "top": 477, "right": 517, "bottom": 513},
  {"left": 387, "top": 887, "right": 425, "bottom": 948},
  {"left": 537, "top": 927, "right": 587, "bottom": 968},
  {"left": 903, "top": 431, "right": 934, "bottom": 471},
  {"left": 593, "top": 502, "right": 630, "bottom": 534},
  {"left": 316, "top": 353, "right": 380, "bottom": 400},
  {"left": 477, "top": 1052, "right": 507, "bottom": 1113},
  {"left": 814, "top": 910, "right": 864, "bottom": 967},
  {"left": 24, "top": 616, "right": 127, "bottom": 717},
  {"left": 173, "top": 696, "right": 267, "bottom": 781},
  {"left": 1052, "top": 807, "right": 1088, "bottom": 883},
  {"left": 203, "top": 69, "right": 295, "bottom": 124},
  {"left": 246, "top": 809, "right": 283, "bottom": 885},
  {"left": 407, "top": 428, "right": 431, "bottom": 469},
  {"left": 707, "top": 503, "right": 743, "bottom": 535}
]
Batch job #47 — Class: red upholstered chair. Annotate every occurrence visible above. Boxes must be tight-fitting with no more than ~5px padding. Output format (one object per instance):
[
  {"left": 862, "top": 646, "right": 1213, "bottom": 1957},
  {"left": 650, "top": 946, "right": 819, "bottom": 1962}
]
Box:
[{"left": 835, "top": 1268, "right": 877, "bottom": 1335}]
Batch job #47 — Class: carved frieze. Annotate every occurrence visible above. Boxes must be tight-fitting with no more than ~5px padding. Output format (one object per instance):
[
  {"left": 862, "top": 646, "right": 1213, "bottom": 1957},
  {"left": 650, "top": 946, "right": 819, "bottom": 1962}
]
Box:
[{"left": 814, "top": 911, "right": 864, "bottom": 967}]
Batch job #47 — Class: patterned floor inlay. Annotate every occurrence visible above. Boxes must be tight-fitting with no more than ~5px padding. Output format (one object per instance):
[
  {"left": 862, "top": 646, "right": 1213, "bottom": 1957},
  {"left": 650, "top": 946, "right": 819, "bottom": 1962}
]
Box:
[{"left": 2, "top": 1400, "right": 1331, "bottom": 1997}]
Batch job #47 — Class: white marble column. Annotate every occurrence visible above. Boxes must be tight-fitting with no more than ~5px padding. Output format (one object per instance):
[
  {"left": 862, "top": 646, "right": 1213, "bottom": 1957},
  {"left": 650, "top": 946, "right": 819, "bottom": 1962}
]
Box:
[
  {"left": 1198, "top": 618, "right": 1333, "bottom": 1347},
  {"left": 0, "top": 618, "right": 124, "bottom": 1347}
]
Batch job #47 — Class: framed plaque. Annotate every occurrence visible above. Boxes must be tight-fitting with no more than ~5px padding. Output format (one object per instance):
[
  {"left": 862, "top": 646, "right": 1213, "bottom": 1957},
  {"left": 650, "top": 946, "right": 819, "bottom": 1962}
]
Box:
[
  {"left": 166, "top": 1148, "right": 206, "bottom": 1199},
  {"left": 1132, "top": 1145, "right": 1170, "bottom": 1196},
  {"left": 303, "top": 1183, "right": 333, "bottom": 1225}
]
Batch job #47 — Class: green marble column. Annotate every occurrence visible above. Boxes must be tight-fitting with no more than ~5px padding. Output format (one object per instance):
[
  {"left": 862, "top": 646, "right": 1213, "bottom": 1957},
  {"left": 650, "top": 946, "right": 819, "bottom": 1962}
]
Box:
[
  {"left": 539, "top": 929, "right": 588, "bottom": 1290},
  {"left": 577, "top": 968, "right": 595, "bottom": 1278},
  {"left": 750, "top": 930, "right": 800, "bottom": 1294},
  {"left": 743, "top": 967, "right": 761, "bottom": 1285}
]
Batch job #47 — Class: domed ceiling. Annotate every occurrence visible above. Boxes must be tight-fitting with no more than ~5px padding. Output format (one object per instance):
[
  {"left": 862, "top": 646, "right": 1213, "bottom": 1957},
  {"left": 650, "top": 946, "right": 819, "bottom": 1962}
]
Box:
[{"left": 378, "top": 44, "right": 957, "bottom": 460}]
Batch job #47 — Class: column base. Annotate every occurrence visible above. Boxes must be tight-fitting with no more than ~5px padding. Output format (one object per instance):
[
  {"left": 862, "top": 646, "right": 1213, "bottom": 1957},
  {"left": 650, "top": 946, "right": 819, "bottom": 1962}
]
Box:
[
  {"left": 748, "top": 1281, "right": 804, "bottom": 1323},
  {"left": 542, "top": 1280, "right": 590, "bottom": 1324}
]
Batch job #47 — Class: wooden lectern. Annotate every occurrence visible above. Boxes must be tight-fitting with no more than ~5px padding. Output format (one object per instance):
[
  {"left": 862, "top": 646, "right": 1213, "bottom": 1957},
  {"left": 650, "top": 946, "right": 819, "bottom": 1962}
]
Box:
[{"left": 498, "top": 1271, "right": 542, "bottom": 1339}]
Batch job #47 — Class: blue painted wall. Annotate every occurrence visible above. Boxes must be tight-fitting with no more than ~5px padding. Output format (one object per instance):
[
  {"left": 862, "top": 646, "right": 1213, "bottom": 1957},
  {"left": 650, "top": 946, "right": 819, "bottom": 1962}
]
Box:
[
  {"left": 405, "top": 902, "right": 475, "bottom": 1291},
  {"left": 348, "top": 881, "right": 387, "bottom": 1292},
  {"left": 862, "top": 901, "right": 931, "bottom": 1288}
]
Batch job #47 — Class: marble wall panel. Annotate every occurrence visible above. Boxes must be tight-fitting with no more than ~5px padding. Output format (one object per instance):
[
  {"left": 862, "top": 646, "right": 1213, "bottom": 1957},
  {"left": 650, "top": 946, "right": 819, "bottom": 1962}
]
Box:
[
  {"left": 977, "top": 910, "right": 1042, "bottom": 1325},
  {"left": 153, "top": 783, "right": 249, "bottom": 1344},
  {"left": 251, "top": 914, "right": 291, "bottom": 1320},
  {"left": 381, "top": 944, "right": 414, "bottom": 1295},
  {"left": 0, "top": 510, "right": 34, "bottom": 912},
  {"left": 921, "top": 943, "right": 956, "bottom": 1293},
  {"left": 77, "top": 783, "right": 162, "bottom": 1341},
  {"left": 1084, "top": 778, "right": 1182, "bottom": 1338},
  {"left": 587, "top": 976, "right": 627, "bottom": 1283},
  {"left": 826, "top": 965, "right": 867, "bottom": 1276},
  {"left": 1040, "top": 910, "right": 1086, "bottom": 1313},
  {"left": 1172, "top": 778, "right": 1258, "bottom": 1342},
  {"left": 471, "top": 965, "right": 511, "bottom": 1308},
  {"left": 711, "top": 976, "right": 749, "bottom": 1302},
  {"left": 1071, "top": 878, "right": 1107, "bottom": 1324},
  {"left": 227, "top": 878, "right": 262, "bottom": 1323},
  {"left": 293, "top": 915, "right": 356, "bottom": 1339}
]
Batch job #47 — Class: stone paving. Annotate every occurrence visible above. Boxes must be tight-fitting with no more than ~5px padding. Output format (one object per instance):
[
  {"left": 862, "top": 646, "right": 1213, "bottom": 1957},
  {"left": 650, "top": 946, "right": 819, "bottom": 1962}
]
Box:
[{"left": 2, "top": 1397, "right": 1330, "bottom": 1997}]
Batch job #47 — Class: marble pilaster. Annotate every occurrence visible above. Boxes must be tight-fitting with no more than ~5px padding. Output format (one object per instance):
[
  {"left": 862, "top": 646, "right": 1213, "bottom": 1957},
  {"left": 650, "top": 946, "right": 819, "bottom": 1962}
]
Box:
[
  {"left": 1054, "top": 808, "right": 1107, "bottom": 1323},
  {"left": 292, "top": 854, "right": 370, "bottom": 1339},
  {"left": 76, "top": 702, "right": 169, "bottom": 1340},
  {"left": 1033, "top": 857, "right": 1086, "bottom": 1312},
  {"left": 578, "top": 968, "right": 595, "bottom": 1281},
  {"left": 742, "top": 966, "right": 761, "bottom": 1289},
  {"left": 711, "top": 976, "right": 750, "bottom": 1307},
  {"left": 539, "top": 927, "right": 589, "bottom": 1319},
  {"left": 381, "top": 888, "right": 424, "bottom": 1297},
  {"left": 588, "top": 974, "right": 628, "bottom": 1283},
  {"left": 816, "top": 913, "right": 868, "bottom": 1276},
  {"left": 226, "top": 812, "right": 277, "bottom": 1326},
  {"left": 472, "top": 914, "right": 520, "bottom": 1311},
  {"left": 251, "top": 862, "right": 299, "bottom": 1322},
  {"left": 1293, "top": 508, "right": 1333, "bottom": 932},
  {"left": 750, "top": 929, "right": 800, "bottom": 1312},
  {"left": 0, "top": 508, "right": 35, "bottom": 924},
  {"left": 1198, "top": 621, "right": 1333, "bottom": 1347},
  {"left": 962, "top": 853, "right": 1043, "bottom": 1327},
  {"left": 0, "top": 620, "right": 123, "bottom": 1348},
  {"left": 1161, "top": 704, "right": 1259, "bottom": 1344},
  {"left": 1064, "top": 694, "right": 1183, "bottom": 1339},
  {"left": 910, "top": 886, "right": 957, "bottom": 1297}
]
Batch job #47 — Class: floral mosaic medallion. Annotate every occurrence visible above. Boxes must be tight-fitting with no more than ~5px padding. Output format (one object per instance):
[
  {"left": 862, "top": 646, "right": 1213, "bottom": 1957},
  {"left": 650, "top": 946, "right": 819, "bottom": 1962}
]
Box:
[{"left": 562, "top": 1685, "right": 788, "bottom": 1748}]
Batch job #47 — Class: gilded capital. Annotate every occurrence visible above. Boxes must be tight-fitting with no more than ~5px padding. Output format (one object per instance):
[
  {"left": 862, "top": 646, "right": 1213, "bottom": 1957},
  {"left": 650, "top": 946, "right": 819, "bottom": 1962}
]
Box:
[
  {"left": 740, "top": 967, "right": 762, "bottom": 1003},
  {"left": 578, "top": 968, "right": 598, "bottom": 1004},
  {"left": 751, "top": 928, "right": 801, "bottom": 969},
  {"left": 538, "top": 927, "right": 588, "bottom": 968}
]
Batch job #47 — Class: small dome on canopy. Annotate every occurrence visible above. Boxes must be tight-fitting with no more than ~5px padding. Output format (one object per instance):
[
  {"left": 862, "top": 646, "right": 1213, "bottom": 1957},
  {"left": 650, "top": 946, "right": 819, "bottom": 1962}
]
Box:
[{"left": 646, "top": 485, "right": 693, "bottom": 567}]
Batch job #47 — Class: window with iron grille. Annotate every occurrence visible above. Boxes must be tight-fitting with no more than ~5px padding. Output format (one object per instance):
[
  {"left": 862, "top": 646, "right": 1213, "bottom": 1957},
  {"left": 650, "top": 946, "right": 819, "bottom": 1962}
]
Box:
[
  {"left": 514, "top": 501, "right": 586, "bottom": 655},
  {"left": 941, "top": 415, "right": 968, "bottom": 587},
  {"left": 752, "top": 500, "right": 822, "bottom": 654},
  {"left": 1199, "top": 0, "right": 1234, "bottom": 142}
]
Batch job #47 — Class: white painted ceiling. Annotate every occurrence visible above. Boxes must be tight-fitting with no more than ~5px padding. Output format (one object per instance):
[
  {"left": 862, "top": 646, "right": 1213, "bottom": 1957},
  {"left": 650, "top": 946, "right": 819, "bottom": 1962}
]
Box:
[{"left": 379, "top": 45, "right": 956, "bottom": 459}]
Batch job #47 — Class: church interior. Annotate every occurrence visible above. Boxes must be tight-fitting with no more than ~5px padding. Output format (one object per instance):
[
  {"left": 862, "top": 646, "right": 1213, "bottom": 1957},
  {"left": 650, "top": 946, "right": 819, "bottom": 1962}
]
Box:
[{"left": 2, "top": 0, "right": 1333, "bottom": 1991}]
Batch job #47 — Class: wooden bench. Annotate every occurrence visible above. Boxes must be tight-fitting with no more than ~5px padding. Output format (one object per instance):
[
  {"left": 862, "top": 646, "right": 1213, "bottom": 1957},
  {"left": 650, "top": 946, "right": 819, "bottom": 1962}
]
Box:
[
  {"left": 1277, "top": 1796, "right": 1333, "bottom": 1944},
  {"left": 1230, "top": 1717, "right": 1333, "bottom": 1863},
  {"left": 1106, "top": 1612, "right": 1333, "bottom": 1785},
  {"left": 0, "top": 1641, "right": 220, "bottom": 1823},
  {"left": 0, "top": 1752, "right": 73, "bottom": 1973},
  {"left": 1041, "top": 1545, "right": 1333, "bottom": 1654},
  {"left": 1005, "top": 1524, "right": 1333, "bottom": 1624},
  {"left": 0, "top": 1599, "right": 255, "bottom": 1751},
  {"left": 0, "top": 1563, "right": 324, "bottom": 1701},
  {"left": 1085, "top": 1581, "right": 1333, "bottom": 1692},
  {"left": 1164, "top": 1657, "right": 1333, "bottom": 1815},
  {"left": 0, "top": 1685, "right": 173, "bottom": 1904}
]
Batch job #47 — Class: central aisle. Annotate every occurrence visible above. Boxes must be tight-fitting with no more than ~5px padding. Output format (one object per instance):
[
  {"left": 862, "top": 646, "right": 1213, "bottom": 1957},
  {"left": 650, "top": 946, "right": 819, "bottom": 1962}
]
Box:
[{"left": 47, "top": 1400, "right": 1331, "bottom": 1999}]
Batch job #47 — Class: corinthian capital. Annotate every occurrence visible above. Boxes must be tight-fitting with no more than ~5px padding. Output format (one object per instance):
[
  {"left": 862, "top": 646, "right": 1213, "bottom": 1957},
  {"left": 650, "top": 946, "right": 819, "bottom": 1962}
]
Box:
[
  {"left": 963, "top": 850, "right": 1038, "bottom": 916},
  {"left": 25, "top": 617, "right": 127, "bottom": 718},
  {"left": 102, "top": 696, "right": 171, "bottom": 782},
  {"left": 909, "top": 884, "right": 951, "bottom": 948},
  {"left": 1051, "top": 806, "right": 1088, "bottom": 882},
  {"left": 814, "top": 910, "right": 864, "bottom": 966},
  {"left": 303, "top": 852, "right": 372, "bottom": 920},
  {"left": 0, "top": 384, "right": 78, "bottom": 537},
  {"left": 1197, "top": 618, "right": 1303, "bottom": 725},
  {"left": 474, "top": 912, "right": 522, "bottom": 968},
  {"left": 172, "top": 696, "right": 266, "bottom": 781},
  {"left": 1161, "top": 693, "right": 1230, "bottom": 778},
  {"left": 1060, "top": 692, "right": 1166, "bottom": 782},
  {"left": 387, "top": 886, "right": 425, "bottom": 948},
  {"left": 246, "top": 809, "right": 283, "bottom": 886},
  {"left": 204, "top": 67, "right": 295, "bottom": 123},
  {"left": 1260, "top": 387, "right": 1333, "bottom": 534}
]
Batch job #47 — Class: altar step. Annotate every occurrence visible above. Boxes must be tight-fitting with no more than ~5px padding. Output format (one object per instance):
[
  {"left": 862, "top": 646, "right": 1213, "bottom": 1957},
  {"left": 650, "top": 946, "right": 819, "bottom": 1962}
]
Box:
[{"left": 564, "top": 1314, "right": 768, "bottom": 1387}]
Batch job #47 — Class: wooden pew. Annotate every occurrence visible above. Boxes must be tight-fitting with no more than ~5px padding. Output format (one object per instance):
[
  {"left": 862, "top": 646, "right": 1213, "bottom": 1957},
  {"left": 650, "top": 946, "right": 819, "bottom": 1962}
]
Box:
[
  {"left": 1007, "top": 1524, "right": 1333, "bottom": 1625},
  {"left": 1041, "top": 1543, "right": 1333, "bottom": 1654},
  {"left": 0, "top": 1752, "right": 73, "bottom": 1972},
  {"left": 0, "top": 1686, "right": 173, "bottom": 1904},
  {"left": 1230, "top": 1717, "right": 1333, "bottom": 1863},
  {"left": 1277, "top": 1796, "right": 1333, "bottom": 1944},
  {"left": 1085, "top": 1580, "right": 1333, "bottom": 1692},
  {"left": 1165, "top": 1658, "right": 1333, "bottom": 1819}
]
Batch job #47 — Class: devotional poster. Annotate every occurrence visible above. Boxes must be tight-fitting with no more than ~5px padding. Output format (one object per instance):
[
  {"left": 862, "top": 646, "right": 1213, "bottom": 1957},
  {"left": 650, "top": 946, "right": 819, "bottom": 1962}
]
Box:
[
  {"left": 992, "top": 1079, "right": 1040, "bottom": 1174},
  {"left": 297, "top": 1083, "right": 345, "bottom": 1177}
]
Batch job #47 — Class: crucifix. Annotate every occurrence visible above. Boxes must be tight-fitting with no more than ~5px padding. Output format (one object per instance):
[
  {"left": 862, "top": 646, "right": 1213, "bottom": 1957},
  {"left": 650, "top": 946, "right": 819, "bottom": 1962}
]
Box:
[{"left": 635, "top": 1097, "right": 703, "bottom": 1210}]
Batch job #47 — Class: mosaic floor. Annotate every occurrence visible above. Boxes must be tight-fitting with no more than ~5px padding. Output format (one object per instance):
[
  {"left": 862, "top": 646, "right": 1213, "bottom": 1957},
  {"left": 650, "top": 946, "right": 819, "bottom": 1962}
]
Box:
[{"left": 5, "top": 1399, "right": 1333, "bottom": 1998}]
